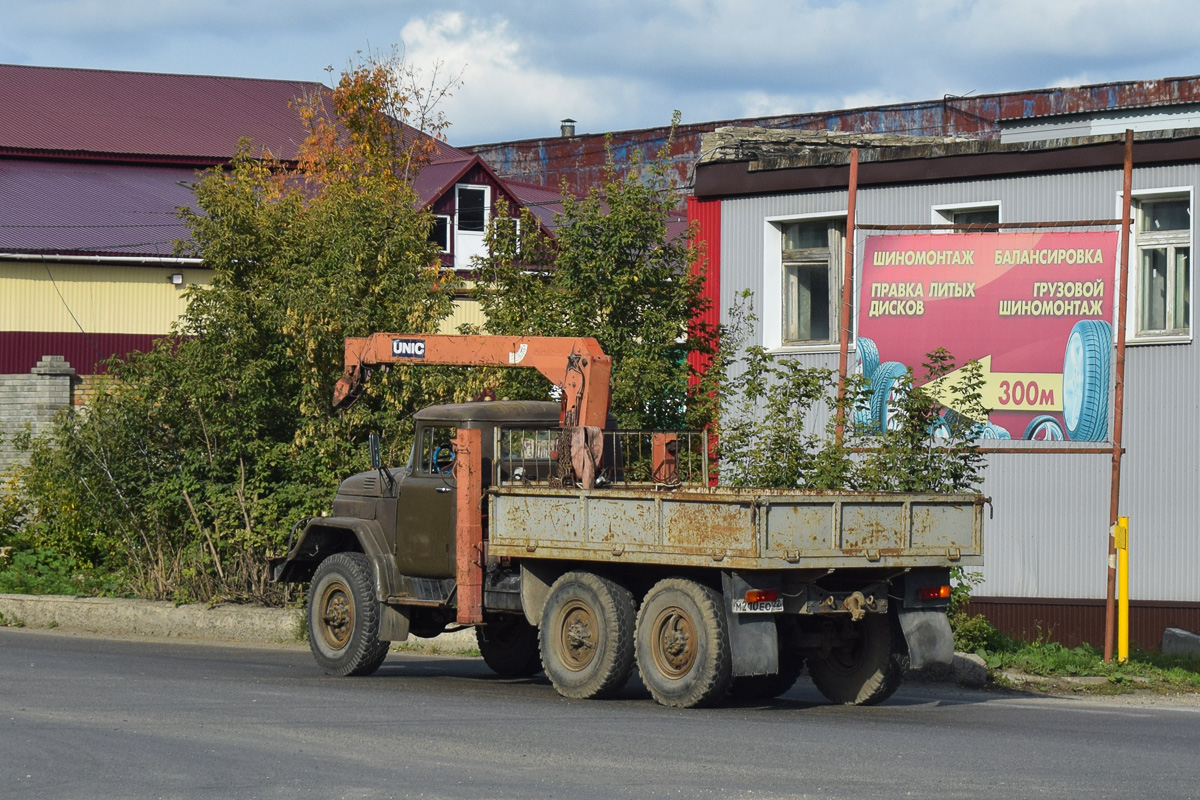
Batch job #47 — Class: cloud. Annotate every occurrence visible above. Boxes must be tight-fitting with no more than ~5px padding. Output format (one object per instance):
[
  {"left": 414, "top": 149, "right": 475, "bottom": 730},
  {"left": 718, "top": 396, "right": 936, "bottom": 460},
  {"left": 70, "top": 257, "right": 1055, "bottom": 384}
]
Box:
[
  {"left": 6, "top": 0, "right": 1200, "bottom": 143},
  {"left": 402, "top": 12, "right": 644, "bottom": 144}
]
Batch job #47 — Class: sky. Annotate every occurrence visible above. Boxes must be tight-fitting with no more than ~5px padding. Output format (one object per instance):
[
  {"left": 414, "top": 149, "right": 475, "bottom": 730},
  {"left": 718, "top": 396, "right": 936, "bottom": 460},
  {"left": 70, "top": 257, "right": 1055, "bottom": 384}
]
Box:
[{"left": 3, "top": 0, "right": 1200, "bottom": 147}]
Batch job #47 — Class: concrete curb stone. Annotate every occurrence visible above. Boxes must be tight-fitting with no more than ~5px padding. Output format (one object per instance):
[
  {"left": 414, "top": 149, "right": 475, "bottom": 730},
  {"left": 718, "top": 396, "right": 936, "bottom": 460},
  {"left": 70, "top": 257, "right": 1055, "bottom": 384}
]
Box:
[{"left": 0, "top": 593, "right": 479, "bottom": 653}]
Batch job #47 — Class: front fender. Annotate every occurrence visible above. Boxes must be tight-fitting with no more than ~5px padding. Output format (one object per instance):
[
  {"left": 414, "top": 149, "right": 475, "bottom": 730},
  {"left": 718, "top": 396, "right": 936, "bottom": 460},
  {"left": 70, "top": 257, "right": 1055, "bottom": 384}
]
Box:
[{"left": 270, "top": 517, "right": 395, "bottom": 599}]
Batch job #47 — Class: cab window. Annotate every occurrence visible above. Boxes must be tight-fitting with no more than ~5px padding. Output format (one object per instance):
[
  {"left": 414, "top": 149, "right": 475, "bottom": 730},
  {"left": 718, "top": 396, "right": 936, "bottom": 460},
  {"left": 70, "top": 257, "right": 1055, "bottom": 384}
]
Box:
[{"left": 417, "top": 425, "right": 457, "bottom": 475}]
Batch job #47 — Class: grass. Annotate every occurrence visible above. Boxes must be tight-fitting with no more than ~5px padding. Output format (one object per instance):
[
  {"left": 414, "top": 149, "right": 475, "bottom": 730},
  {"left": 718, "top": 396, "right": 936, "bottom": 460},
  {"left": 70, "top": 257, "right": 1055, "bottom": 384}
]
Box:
[{"left": 955, "top": 613, "right": 1200, "bottom": 695}]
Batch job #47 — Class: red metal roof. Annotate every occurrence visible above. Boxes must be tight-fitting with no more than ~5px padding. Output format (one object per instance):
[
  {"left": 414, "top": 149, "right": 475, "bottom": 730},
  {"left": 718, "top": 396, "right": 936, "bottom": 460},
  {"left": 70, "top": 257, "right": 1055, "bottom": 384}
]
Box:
[
  {"left": 0, "top": 64, "right": 548, "bottom": 259},
  {"left": 0, "top": 64, "right": 468, "bottom": 166},
  {"left": 0, "top": 64, "right": 321, "bottom": 162}
]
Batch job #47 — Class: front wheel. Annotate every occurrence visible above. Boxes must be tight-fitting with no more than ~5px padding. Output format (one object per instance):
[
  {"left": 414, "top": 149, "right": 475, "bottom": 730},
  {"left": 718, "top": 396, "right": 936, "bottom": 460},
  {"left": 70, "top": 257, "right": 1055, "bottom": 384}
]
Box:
[
  {"left": 307, "top": 552, "right": 390, "bottom": 676},
  {"left": 807, "top": 612, "right": 903, "bottom": 706},
  {"left": 477, "top": 613, "right": 542, "bottom": 677},
  {"left": 635, "top": 578, "right": 732, "bottom": 708},
  {"left": 539, "top": 572, "right": 636, "bottom": 699}
]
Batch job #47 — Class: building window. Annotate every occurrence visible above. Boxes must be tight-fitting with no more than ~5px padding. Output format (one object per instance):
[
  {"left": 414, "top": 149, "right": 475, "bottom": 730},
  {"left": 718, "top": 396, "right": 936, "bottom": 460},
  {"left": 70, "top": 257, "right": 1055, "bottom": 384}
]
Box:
[
  {"left": 429, "top": 215, "right": 451, "bottom": 252},
  {"left": 457, "top": 186, "right": 487, "bottom": 233},
  {"left": 780, "top": 219, "right": 843, "bottom": 345},
  {"left": 1135, "top": 196, "right": 1190, "bottom": 337},
  {"left": 932, "top": 203, "right": 1000, "bottom": 229}
]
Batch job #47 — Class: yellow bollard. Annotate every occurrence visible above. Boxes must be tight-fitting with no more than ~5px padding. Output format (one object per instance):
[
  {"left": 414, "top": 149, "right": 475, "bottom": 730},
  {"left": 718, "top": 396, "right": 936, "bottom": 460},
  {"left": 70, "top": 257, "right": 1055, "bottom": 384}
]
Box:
[{"left": 1115, "top": 517, "right": 1129, "bottom": 663}]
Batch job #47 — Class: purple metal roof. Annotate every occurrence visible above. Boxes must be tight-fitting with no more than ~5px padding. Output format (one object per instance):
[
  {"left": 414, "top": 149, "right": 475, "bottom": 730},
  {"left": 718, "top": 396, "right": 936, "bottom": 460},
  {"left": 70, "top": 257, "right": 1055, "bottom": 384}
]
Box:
[
  {"left": 0, "top": 159, "right": 198, "bottom": 257},
  {"left": 0, "top": 65, "right": 321, "bottom": 162},
  {"left": 412, "top": 157, "right": 475, "bottom": 207},
  {"left": 0, "top": 64, "right": 470, "bottom": 166},
  {"left": 0, "top": 65, "right": 544, "bottom": 258}
]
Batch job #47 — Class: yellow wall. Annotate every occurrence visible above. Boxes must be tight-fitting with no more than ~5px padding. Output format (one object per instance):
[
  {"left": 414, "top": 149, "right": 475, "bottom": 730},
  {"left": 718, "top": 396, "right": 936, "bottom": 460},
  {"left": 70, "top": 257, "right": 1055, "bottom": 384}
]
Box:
[
  {"left": 438, "top": 291, "right": 486, "bottom": 334},
  {"left": 0, "top": 262, "right": 212, "bottom": 334},
  {"left": 2, "top": 261, "right": 487, "bottom": 337}
]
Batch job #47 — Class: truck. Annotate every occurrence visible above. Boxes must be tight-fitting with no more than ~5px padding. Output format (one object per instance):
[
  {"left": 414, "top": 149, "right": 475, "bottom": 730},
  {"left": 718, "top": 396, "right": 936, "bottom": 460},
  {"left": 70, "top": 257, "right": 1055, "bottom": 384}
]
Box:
[{"left": 270, "top": 333, "right": 984, "bottom": 708}]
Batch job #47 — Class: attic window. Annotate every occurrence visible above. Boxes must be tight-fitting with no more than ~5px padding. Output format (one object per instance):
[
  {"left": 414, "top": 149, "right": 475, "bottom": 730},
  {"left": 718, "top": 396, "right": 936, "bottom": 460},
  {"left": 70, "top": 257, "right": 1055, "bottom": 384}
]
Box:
[
  {"left": 429, "top": 215, "right": 450, "bottom": 252},
  {"left": 457, "top": 186, "right": 486, "bottom": 233}
]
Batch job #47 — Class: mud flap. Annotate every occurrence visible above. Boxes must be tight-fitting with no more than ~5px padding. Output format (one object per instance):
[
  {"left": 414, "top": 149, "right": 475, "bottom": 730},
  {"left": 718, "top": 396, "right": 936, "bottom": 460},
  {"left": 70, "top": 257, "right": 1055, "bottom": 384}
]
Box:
[
  {"left": 897, "top": 608, "right": 954, "bottom": 669},
  {"left": 379, "top": 604, "right": 411, "bottom": 641},
  {"left": 721, "top": 572, "right": 780, "bottom": 677}
]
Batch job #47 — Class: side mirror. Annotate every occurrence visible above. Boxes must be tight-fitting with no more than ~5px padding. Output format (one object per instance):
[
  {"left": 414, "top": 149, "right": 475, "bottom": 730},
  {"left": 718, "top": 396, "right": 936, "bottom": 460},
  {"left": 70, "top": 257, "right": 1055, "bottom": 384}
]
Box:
[{"left": 368, "top": 432, "right": 382, "bottom": 470}]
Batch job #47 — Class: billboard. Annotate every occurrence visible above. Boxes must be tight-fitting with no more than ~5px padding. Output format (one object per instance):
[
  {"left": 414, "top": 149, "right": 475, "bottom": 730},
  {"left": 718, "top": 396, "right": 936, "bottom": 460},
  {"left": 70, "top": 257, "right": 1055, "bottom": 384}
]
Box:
[{"left": 856, "top": 231, "right": 1119, "bottom": 441}]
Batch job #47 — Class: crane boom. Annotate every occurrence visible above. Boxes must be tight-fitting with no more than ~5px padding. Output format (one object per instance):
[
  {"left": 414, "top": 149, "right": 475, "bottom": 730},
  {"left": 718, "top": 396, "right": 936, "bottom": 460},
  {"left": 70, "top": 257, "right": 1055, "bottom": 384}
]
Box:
[{"left": 332, "top": 333, "right": 612, "bottom": 429}]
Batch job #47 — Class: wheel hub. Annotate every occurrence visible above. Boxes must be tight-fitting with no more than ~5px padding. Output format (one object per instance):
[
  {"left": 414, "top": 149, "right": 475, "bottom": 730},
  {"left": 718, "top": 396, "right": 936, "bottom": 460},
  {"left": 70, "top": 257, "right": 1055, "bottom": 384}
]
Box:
[
  {"left": 651, "top": 607, "right": 697, "bottom": 678},
  {"left": 319, "top": 581, "right": 353, "bottom": 649},
  {"left": 559, "top": 602, "right": 598, "bottom": 671}
]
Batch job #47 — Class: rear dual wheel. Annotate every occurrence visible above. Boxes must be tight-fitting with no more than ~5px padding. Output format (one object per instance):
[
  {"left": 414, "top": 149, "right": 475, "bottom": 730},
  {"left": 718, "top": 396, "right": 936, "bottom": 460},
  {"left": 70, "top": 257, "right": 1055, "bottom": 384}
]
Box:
[
  {"left": 635, "top": 579, "right": 732, "bottom": 708},
  {"left": 539, "top": 572, "right": 636, "bottom": 698},
  {"left": 477, "top": 613, "right": 542, "bottom": 677},
  {"left": 806, "top": 612, "right": 904, "bottom": 706}
]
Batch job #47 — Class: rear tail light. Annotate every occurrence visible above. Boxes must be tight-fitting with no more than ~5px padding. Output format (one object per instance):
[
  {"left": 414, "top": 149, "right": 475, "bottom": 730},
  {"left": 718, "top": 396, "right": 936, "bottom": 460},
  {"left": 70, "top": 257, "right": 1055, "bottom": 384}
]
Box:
[
  {"left": 744, "top": 589, "right": 779, "bottom": 604},
  {"left": 918, "top": 585, "right": 952, "bottom": 600}
]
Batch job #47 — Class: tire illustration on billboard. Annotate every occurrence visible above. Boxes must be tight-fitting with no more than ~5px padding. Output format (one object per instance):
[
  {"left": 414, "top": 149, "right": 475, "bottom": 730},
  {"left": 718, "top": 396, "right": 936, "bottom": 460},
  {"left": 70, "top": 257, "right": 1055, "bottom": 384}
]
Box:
[
  {"left": 1022, "top": 414, "right": 1065, "bottom": 441},
  {"left": 855, "top": 337, "right": 880, "bottom": 380},
  {"left": 978, "top": 423, "right": 1011, "bottom": 439},
  {"left": 853, "top": 337, "right": 881, "bottom": 432},
  {"left": 1061, "top": 319, "right": 1111, "bottom": 442},
  {"left": 869, "top": 361, "right": 909, "bottom": 432}
]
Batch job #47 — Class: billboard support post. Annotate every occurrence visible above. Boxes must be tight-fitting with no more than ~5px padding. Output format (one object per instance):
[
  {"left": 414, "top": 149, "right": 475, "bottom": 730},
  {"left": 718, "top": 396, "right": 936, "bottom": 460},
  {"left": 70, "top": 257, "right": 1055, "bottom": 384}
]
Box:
[
  {"left": 1105, "top": 130, "right": 1134, "bottom": 662},
  {"left": 835, "top": 147, "right": 859, "bottom": 446}
]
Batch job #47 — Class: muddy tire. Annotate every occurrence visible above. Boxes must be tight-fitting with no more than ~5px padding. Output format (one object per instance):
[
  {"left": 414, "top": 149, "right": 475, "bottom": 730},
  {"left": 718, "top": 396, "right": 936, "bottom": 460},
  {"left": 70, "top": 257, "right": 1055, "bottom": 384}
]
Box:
[
  {"left": 307, "top": 553, "right": 390, "bottom": 677},
  {"left": 477, "top": 613, "right": 542, "bottom": 677},
  {"left": 807, "top": 612, "right": 903, "bottom": 705},
  {"left": 635, "top": 578, "right": 732, "bottom": 708},
  {"left": 539, "top": 572, "right": 636, "bottom": 699}
]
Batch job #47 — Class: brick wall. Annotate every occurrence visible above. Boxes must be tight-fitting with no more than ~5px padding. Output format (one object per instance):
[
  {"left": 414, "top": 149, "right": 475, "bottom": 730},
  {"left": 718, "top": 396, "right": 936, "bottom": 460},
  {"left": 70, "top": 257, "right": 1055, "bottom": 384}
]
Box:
[{"left": 0, "top": 356, "right": 77, "bottom": 471}]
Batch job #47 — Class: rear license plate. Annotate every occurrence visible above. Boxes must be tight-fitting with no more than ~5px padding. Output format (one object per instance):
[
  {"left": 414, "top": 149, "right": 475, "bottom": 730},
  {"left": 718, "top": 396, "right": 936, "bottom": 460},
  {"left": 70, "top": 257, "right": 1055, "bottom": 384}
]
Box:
[{"left": 732, "top": 598, "right": 784, "bottom": 613}]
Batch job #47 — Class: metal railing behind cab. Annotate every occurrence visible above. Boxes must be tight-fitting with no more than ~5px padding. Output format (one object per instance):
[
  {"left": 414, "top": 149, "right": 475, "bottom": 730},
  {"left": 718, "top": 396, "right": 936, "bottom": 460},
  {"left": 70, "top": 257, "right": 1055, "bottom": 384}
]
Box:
[{"left": 494, "top": 427, "right": 711, "bottom": 489}]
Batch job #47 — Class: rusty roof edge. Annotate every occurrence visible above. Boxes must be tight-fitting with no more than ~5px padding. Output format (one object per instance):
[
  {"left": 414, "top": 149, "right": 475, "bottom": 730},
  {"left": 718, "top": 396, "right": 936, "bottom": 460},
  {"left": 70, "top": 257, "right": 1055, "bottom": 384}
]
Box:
[
  {"left": 698, "top": 126, "right": 1200, "bottom": 172},
  {"left": 0, "top": 146, "right": 287, "bottom": 169},
  {"left": 464, "top": 75, "right": 1200, "bottom": 151}
]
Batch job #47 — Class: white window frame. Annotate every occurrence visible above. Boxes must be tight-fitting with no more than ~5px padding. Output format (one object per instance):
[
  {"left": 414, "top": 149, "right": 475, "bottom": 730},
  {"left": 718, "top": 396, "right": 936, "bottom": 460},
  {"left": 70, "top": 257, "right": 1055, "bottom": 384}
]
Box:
[
  {"left": 1122, "top": 186, "right": 1193, "bottom": 345},
  {"left": 430, "top": 214, "right": 451, "bottom": 253},
  {"left": 454, "top": 184, "right": 491, "bottom": 269},
  {"left": 763, "top": 212, "right": 845, "bottom": 352},
  {"left": 931, "top": 201, "right": 1002, "bottom": 228}
]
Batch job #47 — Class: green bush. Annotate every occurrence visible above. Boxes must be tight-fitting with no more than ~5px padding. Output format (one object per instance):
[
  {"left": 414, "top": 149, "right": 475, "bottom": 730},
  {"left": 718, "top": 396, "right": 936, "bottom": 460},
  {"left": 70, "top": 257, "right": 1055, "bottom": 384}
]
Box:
[
  {"left": 0, "top": 547, "right": 113, "bottom": 596},
  {"left": 713, "top": 296, "right": 987, "bottom": 494},
  {"left": 8, "top": 56, "right": 470, "bottom": 606}
]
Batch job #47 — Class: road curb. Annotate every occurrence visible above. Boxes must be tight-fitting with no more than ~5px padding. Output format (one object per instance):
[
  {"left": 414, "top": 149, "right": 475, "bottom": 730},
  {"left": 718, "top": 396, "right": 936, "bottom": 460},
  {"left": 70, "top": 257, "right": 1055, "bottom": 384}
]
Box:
[
  {"left": 0, "top": 593, "right": 302, "bottom": 643},
  {"left": 0, "top": 593, "right": 479, "bottom": 653}
]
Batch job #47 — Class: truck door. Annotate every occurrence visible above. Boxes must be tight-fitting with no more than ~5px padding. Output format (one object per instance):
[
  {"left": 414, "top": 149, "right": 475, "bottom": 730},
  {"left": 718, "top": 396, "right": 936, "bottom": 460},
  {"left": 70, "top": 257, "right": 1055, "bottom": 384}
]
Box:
[{"left": 395, "top": 423, "right": 458, "bottom": 578}]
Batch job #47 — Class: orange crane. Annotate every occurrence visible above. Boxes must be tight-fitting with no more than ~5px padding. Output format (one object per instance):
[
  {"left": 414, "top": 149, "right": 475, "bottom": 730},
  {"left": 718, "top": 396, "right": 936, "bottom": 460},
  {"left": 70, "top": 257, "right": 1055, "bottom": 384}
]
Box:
[{"left": 333, "top": 333, "right": 612, "bottom": 429}]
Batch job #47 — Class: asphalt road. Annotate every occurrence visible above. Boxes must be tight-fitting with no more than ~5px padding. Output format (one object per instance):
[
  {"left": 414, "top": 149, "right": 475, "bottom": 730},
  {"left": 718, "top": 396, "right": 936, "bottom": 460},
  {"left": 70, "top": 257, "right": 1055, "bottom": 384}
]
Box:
[{"left": 2, "top": 628, "right": 1199, "bottom": 800}]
